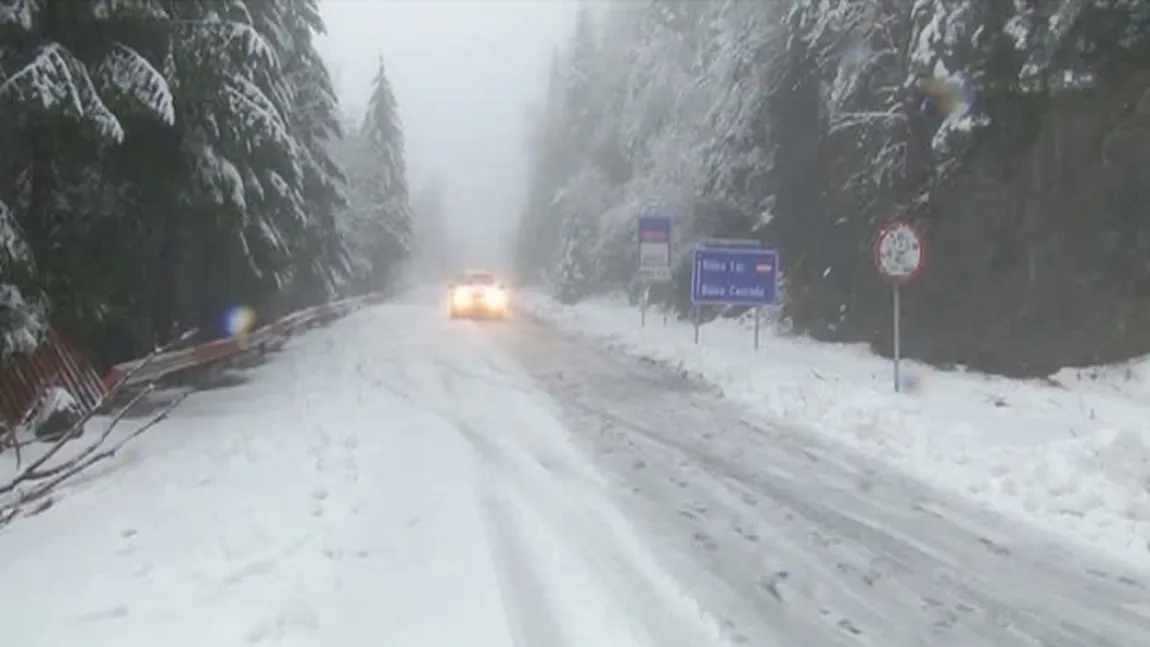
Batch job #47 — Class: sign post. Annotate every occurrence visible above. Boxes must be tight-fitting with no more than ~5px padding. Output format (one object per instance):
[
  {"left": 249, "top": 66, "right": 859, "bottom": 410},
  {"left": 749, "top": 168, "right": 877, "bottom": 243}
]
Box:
[
  {"left": 640, "top": 285, "right": 648, "bottom": 327},
  {"left": 690, "top": 244, "right": 779, "bottom": 348},
  {"left": 637, "top": 215, "right": 672, "bottom": 327},
  {"left": 874, "top": 220, "right": 927, "bottom": 393}
]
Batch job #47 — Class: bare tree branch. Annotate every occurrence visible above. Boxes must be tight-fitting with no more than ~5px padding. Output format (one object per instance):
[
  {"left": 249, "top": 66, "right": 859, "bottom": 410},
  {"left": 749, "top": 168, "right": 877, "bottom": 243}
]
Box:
[{"left": 0, "top": 327, "right": 198, "bottom": 527}]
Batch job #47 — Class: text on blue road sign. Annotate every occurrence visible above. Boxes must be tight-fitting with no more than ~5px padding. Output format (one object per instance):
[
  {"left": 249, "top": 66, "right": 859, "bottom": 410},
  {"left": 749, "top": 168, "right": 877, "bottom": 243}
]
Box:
[{"left": 691, "top": 247, "right": 778, "bottom": 306}]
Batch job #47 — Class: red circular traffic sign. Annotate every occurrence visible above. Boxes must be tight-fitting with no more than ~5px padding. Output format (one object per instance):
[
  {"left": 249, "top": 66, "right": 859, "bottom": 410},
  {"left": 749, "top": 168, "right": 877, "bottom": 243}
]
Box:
[{"left": 873, "top": 220, "right": 927, "bottom": 285}]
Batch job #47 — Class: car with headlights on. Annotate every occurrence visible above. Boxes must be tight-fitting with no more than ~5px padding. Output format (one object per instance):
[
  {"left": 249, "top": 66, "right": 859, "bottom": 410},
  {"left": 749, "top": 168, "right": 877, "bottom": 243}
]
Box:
[{"left": 448, "top": 270, "right": 509, "bottom": 319}]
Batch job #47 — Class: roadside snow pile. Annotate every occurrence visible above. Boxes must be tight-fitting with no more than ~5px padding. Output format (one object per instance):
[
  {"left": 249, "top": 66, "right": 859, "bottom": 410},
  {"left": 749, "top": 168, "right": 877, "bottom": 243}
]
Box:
[
  {"left": 521, "top": 292, "right": 1150, "bottom": 565},
  {"left": 1051, "top": 358, "right": 1150, "bottom": 402}
]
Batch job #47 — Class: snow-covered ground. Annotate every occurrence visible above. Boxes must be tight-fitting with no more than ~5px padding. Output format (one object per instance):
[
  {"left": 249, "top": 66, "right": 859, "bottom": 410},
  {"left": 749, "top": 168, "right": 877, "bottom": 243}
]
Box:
[
  {"left": 0, "top": 294, "right": 735, "bottom": 647},
  {"left": 520, "top": 292, "right": 1150, "bottom": 568},
  {"left": 5, "top": 289, "right": 1150, "bottom": 645}
]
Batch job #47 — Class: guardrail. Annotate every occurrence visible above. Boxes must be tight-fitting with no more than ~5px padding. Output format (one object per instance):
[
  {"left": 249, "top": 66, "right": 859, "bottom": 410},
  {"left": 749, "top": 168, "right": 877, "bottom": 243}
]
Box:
[
  {"left": 101, "top": 292, "right": 387, "bottom": 393},
  {"left": 0, "top": 291, "right": 388, "bottom": 436}
]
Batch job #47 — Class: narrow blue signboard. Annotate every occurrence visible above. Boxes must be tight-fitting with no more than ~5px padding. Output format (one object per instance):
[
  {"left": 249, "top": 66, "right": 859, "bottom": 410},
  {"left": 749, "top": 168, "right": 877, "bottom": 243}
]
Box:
[
  {"left": 636, "top": 216, "right": 672, "bottom": 282},
  {"left": 691, "top": 246, "right": 779, "bottom": 306},
  {"left": 637, "top": 216, "right": 671, "bottom": 243}
]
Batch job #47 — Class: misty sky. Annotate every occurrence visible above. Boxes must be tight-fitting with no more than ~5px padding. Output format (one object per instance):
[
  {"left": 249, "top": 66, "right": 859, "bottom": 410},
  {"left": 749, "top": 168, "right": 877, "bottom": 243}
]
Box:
[{"left": 316, "top": 0, "right": 576, "bottom": 270}]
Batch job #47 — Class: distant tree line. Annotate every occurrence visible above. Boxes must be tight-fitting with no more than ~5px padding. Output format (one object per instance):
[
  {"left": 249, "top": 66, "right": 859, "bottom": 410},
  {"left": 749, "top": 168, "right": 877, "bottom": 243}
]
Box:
[{"left": 515, "top": 0, "right": 1150, "bottom": 376}]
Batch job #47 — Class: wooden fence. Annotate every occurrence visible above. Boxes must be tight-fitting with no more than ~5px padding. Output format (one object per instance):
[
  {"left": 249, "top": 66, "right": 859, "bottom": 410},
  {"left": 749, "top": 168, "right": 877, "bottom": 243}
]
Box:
[{"left": 0, "top": 330, "right": 105, "bottom": 429}]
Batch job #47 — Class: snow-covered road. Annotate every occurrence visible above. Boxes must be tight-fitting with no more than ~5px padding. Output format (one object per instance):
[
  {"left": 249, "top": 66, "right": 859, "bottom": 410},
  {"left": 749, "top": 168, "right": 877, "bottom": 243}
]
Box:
[
  {"left": 3, "top": 290, "right": 1150, "bottom": 646},
  {"left": 495, "top": 316, "right": 1150, "bottom": 645}
]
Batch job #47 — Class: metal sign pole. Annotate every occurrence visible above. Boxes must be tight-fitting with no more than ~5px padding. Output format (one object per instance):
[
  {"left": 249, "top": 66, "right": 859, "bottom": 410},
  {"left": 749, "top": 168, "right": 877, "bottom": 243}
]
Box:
[
  {"left": 640, "top": 285, "right": 647, "bottom": 328},
  {"left": 893, "top": 285, "right": 901, "bottom": 392},
  {"left": 873, "top": 219, "right": 926, "bottom": 394},
  {"left": 754, "top": 307, "right": 761, "bottom": 350},
  {"left": 693, "top": 305, "right": 700, "bottom": 344}
]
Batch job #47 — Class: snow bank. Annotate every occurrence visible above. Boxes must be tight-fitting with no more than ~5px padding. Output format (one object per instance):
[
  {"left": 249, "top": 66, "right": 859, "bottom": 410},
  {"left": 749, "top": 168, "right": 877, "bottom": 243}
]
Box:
[{"left": 521, "top": 292, "right": 1150, "bottom": 566}]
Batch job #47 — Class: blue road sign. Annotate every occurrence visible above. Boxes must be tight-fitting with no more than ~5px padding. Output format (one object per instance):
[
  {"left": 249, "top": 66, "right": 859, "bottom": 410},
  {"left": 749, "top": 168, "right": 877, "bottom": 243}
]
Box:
[
  {"left": 691, "top": 246, "right": 779, "bottom": 306},
  {"left": 637, "top": 216, "right": 672, "bottom": 282}
]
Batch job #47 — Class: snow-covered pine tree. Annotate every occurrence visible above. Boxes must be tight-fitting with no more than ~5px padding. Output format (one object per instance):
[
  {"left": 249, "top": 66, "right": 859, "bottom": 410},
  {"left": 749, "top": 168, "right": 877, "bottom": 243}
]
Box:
[
  {"left": 0, "top": 0, "right": 351, "bottom": 361},
  {"left": 0, "top": 203, "right": 42, "bottom": 356},
  {"left": 170, "top": 0, "right": 320, "bottom": 330},
  {"left": 141, "top": 0, "right": 350, "bottom": 337},
  {"left": 517, "top": 0, "right": 791, "bottom": 305},
  {"left": 338, "top": 55, "right": 413, "bottom": 295},
  {"left": 560, "top": 5, "right": 599, "bottom": 165},
  {"left": 696, "top": 0, "right": 781, "bottom": 229},
  {"left": 515, "top": 6, "right": 603, "bottom": 289},
  {"left": 329, "top": 111, "right": 376, "bottom": 290},
  {"left": 365, "top": 56, "right": 413, "bottom": 259},
  {"left": 553, "top": 211, "right": 597, "bottom": 305},
  {"left": 251, "top": 0, "right": 352, "bottom": 310},
  {"left": 550, "top": 165, "right": 610, "bottom": 303},
  {"left": 0, "top": 0, "right": 175, "bottom": 355}
]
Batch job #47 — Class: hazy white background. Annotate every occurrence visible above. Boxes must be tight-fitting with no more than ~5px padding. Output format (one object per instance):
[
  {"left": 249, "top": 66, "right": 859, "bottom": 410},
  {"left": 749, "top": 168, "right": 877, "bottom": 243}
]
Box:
[{"left": 316, "top": 0, "right": 576, "bottom": 271}]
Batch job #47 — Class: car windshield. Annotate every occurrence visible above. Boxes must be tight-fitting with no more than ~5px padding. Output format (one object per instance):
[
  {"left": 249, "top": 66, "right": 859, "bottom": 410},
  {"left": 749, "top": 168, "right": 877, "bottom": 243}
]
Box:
[{"left": 459, "top": 272, "right": 495, "bottom": 286}]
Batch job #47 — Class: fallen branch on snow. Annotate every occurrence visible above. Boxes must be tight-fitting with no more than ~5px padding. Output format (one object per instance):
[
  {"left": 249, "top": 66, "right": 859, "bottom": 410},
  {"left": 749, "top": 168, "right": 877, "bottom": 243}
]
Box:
[
  {"left": 0, "top": 328, "right": 197, "bottom": 528},
  {"left": 0, "top": 422, "right": 18, "bottom": 472}
]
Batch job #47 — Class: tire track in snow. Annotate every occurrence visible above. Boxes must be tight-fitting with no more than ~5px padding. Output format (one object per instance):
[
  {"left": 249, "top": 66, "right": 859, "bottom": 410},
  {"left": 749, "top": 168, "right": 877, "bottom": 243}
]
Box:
[
  {"left": 415, "top": 348, "right": 737, "bottom": 647},
  {"left": 563, "top": 394, "right": 1150, "bottom": 645},
  {"left": 497, "top": 320, "right": 1150, "bottom": 647},
  {"left": 451, "top": 415, "right": 735, "bottom": 647},
  {"left": 369, "top": 349, "right": 608, "bottom": 645},
  {"left": 474, "top": 472, "right": 572, "bottom": 647}
]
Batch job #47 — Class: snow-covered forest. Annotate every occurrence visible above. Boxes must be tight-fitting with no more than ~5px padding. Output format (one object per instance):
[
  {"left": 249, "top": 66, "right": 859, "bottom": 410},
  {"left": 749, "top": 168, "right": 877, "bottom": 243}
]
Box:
[
  {"left": 515, "top": 0, "right": 1150, "bottom": 376},
  {"left": 407, "top": 175, "right": 451, "bottom": 280},
  {"left": 0, "top": 0, "right": 413, "bottom": 371}
]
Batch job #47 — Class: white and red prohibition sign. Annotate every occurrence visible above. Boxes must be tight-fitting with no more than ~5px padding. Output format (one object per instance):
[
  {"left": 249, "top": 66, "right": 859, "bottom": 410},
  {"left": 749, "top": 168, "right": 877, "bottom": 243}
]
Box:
[{"left": 874, "top": 220, "right": 927, "bottom": 285}]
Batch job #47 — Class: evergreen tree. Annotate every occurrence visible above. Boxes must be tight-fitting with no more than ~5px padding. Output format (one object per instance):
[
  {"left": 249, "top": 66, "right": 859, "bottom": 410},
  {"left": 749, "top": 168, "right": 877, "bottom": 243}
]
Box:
[
  {"left": 549, "top": 165, "right": 609, "bottom": 302},
  {"left": 514, "top": 0, "right": 1150, "bottom": 375},
  {"left": 252, "top": 0, "right": 351, "bottom": 310},
  {"left": 0, "top": 0, "right": 176, "bottom": 354},
  {"left": 514, "top": 6, "right": 601, "bottom": 292},
  {"left": 553, "top": 211, "right": 596, "bottom": 305},
  {"left": 336, "top": 55, "right": 412, "bottom": 295},
  {"left": 0, "top": 0, "right": 352, "bottom": 366}
]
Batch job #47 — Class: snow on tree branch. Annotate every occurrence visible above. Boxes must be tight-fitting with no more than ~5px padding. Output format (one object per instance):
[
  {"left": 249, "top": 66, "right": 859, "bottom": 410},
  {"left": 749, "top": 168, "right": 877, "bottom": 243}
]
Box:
[{"left": 92, "top": 43, "right": 175, "bottom": 125}]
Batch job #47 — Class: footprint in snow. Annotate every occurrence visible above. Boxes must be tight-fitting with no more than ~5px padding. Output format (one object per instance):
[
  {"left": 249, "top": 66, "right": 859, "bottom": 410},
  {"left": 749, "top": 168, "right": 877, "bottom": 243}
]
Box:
[
  {"left": 221, "top": 560, "right": 275, "bottom": 587},
  {"left": 692, "top": 531, "right": 718, "bottom": 551},
  {"left": 245, "top": 600, "right": 319, "bottom": 643},
  {"left": 76, "top": 605, "right": 129, "bottom": 623}
]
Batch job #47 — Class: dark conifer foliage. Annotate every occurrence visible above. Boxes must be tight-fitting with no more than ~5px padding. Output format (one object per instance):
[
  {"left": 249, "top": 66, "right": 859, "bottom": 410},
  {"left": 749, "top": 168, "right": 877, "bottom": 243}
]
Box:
[{"left": 0, "top": 0, "right": 414, "bottom": 368}]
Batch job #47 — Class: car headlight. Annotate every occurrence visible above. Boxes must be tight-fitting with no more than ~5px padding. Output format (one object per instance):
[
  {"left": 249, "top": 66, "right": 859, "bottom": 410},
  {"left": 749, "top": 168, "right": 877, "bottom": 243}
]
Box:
[
  {"left": 452, "top": 288, "right": 472, "bottom": 308},
  {"left": 484, "top": 288, "right": 507, "bottom": 309}
]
